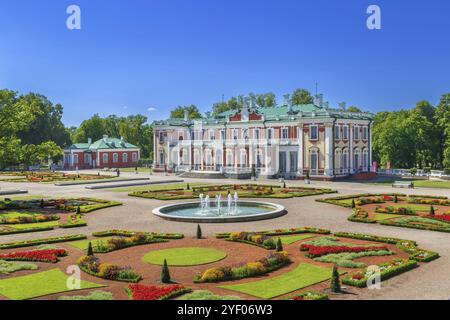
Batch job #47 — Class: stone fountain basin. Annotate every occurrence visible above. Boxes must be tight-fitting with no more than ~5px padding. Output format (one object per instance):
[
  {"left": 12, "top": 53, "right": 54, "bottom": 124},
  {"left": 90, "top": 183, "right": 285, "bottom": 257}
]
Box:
[{"left": 152, "top": 200, "right": 287, "bottom": 223}]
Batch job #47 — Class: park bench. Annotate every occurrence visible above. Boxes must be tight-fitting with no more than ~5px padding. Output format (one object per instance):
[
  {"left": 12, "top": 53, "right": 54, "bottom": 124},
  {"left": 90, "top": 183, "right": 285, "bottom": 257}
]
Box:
[{"left": 392, "top": 181, "right": 414, "bottom": 188}]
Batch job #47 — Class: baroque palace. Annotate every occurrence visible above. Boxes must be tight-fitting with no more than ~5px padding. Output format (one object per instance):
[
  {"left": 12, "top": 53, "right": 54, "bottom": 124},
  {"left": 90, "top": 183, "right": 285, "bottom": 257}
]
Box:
[{"left": 152, "top": 94, "right": 373, "bottom": 180}]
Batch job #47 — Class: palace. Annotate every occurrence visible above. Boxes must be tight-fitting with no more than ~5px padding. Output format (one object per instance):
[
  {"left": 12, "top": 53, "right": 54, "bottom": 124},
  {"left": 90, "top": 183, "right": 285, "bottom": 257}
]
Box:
[{"left": 152, "top": 95, "right": 373, "bottom": 180}]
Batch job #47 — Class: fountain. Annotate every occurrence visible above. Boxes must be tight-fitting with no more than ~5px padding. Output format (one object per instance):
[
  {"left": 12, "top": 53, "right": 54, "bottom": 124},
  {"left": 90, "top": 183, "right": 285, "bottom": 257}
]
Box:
[{"left": 152, "top": 192, "right": 286, "bottom": 223}]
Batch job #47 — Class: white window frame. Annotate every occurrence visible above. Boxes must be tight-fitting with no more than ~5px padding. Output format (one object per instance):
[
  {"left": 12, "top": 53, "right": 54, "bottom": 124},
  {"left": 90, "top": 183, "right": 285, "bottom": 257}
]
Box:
[
  {"left": 343, "top": 125, "right": 349, "bottom": 140},
  {"left": 113, "top": 153, "right": 119, "bottom": 163},
  {"left": 334, "top": 125, "right": 341, "bottom": 140},
  {"left": 254, "top": 128, "right": 260, "bottom": 140},
  {"left": 103, "top": 153, "right": 109, "bottom": 164},
  {"left": 122, "top": 153, "right": 128, "bottom": 163},
  {"left": 309, "top": 125, "right": 318, "bottom": 140},
  {"left": 267, "top": 128, "right": 274, "bottom": 140},
  {"left": 281, "top": 127, "right": 289, "bottom": 140},
  {"left": 159, "top": 132, "right": 164, "bottom": 142},
  {"left": 220, "top": 130, "right": 225, "bottom": 141},
  {"left": 73, "top": 154, "right": 79, "bottom": 164},
  {"left": 354, "top": 126, "right": 360, "bottom": 140},
  {"left": 208, "top": 130, "right": 215, "bottom": 141},
  {"left": 363, "top": 127, "right": 368, "bottom": 140}
]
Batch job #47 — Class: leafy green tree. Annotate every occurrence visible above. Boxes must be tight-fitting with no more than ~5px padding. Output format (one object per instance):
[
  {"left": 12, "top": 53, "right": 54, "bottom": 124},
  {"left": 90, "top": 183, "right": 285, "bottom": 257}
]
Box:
[
  {"left": 20, "top": 141, "right": 63, "bottom": 166},
  {"left": 347, "top": 106, "right": 362, "bottom": 113},
  {"left": 291, "top": 88, "right": 313, "bottom": 105},
  {"left": 73, "top": 114, "right": 106, "bottom": 143},
  {"left": 170, "top": 105, "right": 202, "bottom": 119},
  {"left": 435, "top": 93, "right": 450, "bottom": 168}
]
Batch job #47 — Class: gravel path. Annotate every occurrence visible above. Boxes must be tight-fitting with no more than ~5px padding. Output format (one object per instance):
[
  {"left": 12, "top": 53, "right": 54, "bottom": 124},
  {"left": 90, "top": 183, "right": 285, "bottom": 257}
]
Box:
[{"left": 1, "top": 172, "right": 450, "bottom": 300}]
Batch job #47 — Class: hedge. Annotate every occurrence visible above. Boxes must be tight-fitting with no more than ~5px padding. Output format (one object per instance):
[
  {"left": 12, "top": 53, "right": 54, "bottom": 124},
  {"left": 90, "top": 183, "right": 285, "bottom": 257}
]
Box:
[{"left": 0, "top": 234, "right": 87, "bottom": 249}]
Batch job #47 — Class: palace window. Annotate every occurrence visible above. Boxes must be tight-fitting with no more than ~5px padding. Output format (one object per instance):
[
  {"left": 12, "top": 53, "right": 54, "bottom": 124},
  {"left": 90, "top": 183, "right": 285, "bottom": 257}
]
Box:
[
  {"left": 159, "top": 132, "right": 164, "bottom": 142},
  {"left": 363, "top": 127, "right": 369, "bottom": 140},
  {"left": 254, "top": 128, "right": 260, "bottom": 140},
  {"left": 209, "top": 130, "right": 215, "bottom": 141},
  {"left": 73, "top": 154, "right": 79, "bottom": 164},
  {"left": 334, "top": 125, "right": 341, "bottom": 140},
  {"left": 220, "top": 130, "right": 225, "bottom": 140},
  {"left": 281, "top": 128, "right": 289, "bottom": 139},
  {"left": 103, "top": 153, "right": 109, "bottom": 164},
  {"left": 343, "top": 125, "right": 349, "bottom": 140},
  {"left": 122, "top": 153, "right": 128, "bottom": 163},
  {"left": 267, "top": 128, "right": 274, "bottom": 140},
  {"left": 113, "top": 153, "right": 119, "bottom": 163},
  {"left": 354, "top": 126, "right": 360, "bottom": 140},
  {"left": 309, "top": 150, "right": 318, "bottom": 171},
  {"left": 310, "top": 125, "right": 318, "bottom": 140}
]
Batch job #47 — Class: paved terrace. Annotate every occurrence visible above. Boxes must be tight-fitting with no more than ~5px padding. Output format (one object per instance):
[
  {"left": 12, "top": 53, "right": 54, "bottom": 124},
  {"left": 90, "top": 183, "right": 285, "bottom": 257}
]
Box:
[{"left": 1, "top": 171, "right": 450, "bottom": 300}]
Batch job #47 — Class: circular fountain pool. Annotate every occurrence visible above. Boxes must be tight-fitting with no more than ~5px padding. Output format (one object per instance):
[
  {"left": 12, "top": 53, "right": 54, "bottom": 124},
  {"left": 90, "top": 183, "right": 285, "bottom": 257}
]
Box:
[{"left": 152, "top": 200, "right": 286, "bottom": 223}]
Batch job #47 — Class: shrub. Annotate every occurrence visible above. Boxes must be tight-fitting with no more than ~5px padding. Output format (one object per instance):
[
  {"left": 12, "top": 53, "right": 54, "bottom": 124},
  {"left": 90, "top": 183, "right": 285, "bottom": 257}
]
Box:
[
  {"left": 161, "top": 259, "right": 171, "bottom": 283},
  {"left": 291, "top": 291, "right": 328, "bottom": 300},
  {"left": 87, "top": 242, "right": 94, "bottom": 256},
  {"left": 196, "top": 224, "right": 202, "bottom": 239},
  {"left": 276, "top": 238, "right": 283, "bottom": 252},
  {"left": 330, "top": 265, "right": 341, "bottom": 293}
]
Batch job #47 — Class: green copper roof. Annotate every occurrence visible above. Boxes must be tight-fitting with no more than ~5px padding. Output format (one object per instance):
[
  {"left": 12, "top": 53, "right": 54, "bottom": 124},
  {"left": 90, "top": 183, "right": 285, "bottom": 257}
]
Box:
[
  {"left": 68, "top": 137, "right": 138, "bottom": 150},
  {"left": 153, "top": 103, "right": 373, "bottom": 127}
]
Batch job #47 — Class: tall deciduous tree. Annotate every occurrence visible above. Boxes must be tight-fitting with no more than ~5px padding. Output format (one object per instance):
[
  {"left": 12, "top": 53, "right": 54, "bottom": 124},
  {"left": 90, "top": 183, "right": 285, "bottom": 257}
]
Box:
[
  {"left": 291, "top": 88, "right": 314, "bottom": 105},
  {"left": 170, "top": 105, "right": 202, "bottom": 119}
]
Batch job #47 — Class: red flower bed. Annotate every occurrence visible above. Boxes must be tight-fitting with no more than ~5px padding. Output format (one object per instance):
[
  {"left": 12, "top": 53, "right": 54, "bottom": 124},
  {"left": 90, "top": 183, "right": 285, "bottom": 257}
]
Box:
[
  {"left": 126, "top": 284, "right": 190, "bottom": 300},
  {"left": 300, "top": 244, "right": 388, "bottom": 258},
  {"left": 0, "top": 249, "right": 68, "bottom": 263},
  {"left": 428, "top": 215, "right": 450, "bottom": 222}
]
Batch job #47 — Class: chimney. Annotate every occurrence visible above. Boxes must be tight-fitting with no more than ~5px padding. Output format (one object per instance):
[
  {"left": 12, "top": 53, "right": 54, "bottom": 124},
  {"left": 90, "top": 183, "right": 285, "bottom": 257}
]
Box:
[
  {"left": 184, "top": 110, "right": 189, "bottom": 121},
  {"left": 88, "top": 138, "right": 92, "bottom": 145},
  {"left": 103, "top": 135, "right": 108, "bottom": 142},
  {"left": 283, "top": 94, "right": 291, "bottom": 107}
]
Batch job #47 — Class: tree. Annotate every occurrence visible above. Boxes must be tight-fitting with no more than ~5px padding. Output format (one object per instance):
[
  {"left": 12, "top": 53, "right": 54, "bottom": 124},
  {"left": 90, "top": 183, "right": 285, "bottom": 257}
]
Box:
[
  {"left": 435, "top": 93, "right": 450, "bottom": 168},
  {"left": 347, "top": 106, "right": 362, "bottom": 113},
  {"left": 87, "top": 242, "right": 94, "bottom": 256},
  {"left": 161, "top": 259, "right": 171, "bottom": 283},
  {"left": 276, "top": 238, "right": 283, "bottom": 252},
  {"left": 291, "top": 89, "right": 313, "bottom": 105},
  {"left": 170, "top": 105, "right": 202, "bottom": 119},
  {"left": 20, "top": 141, "right": 63, "bottom": 166},
  {"left": 330, "top": 264, "right": 341, "bottom": 293},
  {"left": 196, "top": 224, "right": 202, "bottom": 239},
  {"left": 73, "top": 114, "right": 106, "bottom": 143}
]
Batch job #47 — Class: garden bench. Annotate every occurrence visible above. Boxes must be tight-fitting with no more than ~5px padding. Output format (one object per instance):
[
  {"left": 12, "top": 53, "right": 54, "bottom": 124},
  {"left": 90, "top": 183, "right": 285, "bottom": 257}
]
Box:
[{"left": 392, "top": 181, "right": 414, "bottom": 188}]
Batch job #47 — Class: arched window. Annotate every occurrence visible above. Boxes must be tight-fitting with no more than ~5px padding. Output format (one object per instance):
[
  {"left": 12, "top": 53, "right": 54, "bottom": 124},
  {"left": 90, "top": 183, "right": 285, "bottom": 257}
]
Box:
[
  {"left": 342, "top": 148, "right": 349, "bottom": 171},
  {"left": 362, "top": 149, "right": 369, "bottom": 171},
  {"left": 122, "top": 153, "right": 128, "bottom": 163},
  {"left": 354, "top": 148, "right": 361, "bottom": 171},
  {"left": 103, "top": 153, "right": 109, "bottom": 164},
  {"left": 226, "top": 150, "right": 233, "bottom": 167},
  {"left": 240, "top": 149, "right": 247, "bottom": 168},
  {"left": 113, "top": 153, "right": 118, "bottom": 163},
  {"left": 132, "top": 152, "right": 138, "bottom": 162},
  {"left": 335, "top": 149, "right": 342, "bottom": 171}
]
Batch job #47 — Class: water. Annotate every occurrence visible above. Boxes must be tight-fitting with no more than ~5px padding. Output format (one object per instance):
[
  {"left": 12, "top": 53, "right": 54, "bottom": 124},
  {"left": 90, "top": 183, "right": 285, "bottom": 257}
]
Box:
[{"left": 159, "top": 201, "right": 274, "bottom": 218}]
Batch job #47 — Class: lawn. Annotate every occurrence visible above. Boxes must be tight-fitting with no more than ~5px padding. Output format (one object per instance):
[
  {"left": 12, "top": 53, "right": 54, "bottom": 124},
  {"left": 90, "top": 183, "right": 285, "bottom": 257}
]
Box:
[
  {"left": 0, "top": 268, "right": 104, "bottom": 300},
  {"left": 374, "top": 213, "right": 404, "bottom": 221},
  {"left": 67, "top": 237, "right": 115, "bottom": 250},
  {"left": 219, "top": 263, "right": 340, "bottom": 299},
  {"left": 390, "top": 204, "right": 434, "bottom": 212},
  {"left": 142, "top": 247, "right": 227, "bottom": 266},
  {"left": 112, "top": 182, "right": 210, "bottom": 193},
  {"left": 0, "top": 195, "right": 45, "bottom": 201},
  {"left": 413, "top": 180, "right": 450, "bottom": 189},
  {"left": 279, "top": 234, "right": 315, "bottom": 245},
  {"left": 0, "top": 212, "right": 36, "bottom": 219},
  {"left": 9, "top": 221, "right": 59, "bottom": 230}
]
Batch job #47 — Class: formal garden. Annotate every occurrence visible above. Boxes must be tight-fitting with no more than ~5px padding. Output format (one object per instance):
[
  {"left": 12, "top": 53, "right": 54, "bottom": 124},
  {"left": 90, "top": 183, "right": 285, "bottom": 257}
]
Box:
[
  {"left": 0, "top": 225, "right": 438, "bottom": 300},
  {"left": 0, "top": 171, "right": 118, "bottom": 183},
  {"left": 0, "top": 198, "right": 121, "bottom": 235},
  {"left": 129, "top": 183, "right": 337, "bottom": 200},
  {"left": 318, "top": 193, "right": 450, "bottom": 233}
]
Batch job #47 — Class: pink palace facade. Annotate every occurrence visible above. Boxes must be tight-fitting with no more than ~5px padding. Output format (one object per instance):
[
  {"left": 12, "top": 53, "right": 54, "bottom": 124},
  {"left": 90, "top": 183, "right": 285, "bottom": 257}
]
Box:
[{"left": 152, "top": 95, "right": 374, "bottom": 180}]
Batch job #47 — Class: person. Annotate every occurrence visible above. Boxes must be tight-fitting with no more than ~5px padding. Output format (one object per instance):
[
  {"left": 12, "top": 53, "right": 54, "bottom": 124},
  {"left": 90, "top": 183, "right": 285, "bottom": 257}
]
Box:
[
  {"left": 135, "top": 167, "right": 138, "bottom": 174},
  {"left": 116, "top": 169, "right": 120, "bottom": 177}
]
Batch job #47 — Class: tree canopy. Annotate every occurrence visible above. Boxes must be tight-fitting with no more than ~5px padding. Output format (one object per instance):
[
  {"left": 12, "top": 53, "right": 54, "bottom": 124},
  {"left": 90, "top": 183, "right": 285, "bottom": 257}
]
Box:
[
  {"left": 170, "top": 105, "right": 202, "bottom": 119},
  {"left": 291, "top": 88, "right": 314, "bottom": 105}
]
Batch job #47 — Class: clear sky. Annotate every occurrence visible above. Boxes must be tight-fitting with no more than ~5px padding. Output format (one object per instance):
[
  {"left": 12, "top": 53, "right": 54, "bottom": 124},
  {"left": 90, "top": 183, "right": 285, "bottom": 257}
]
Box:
[{"left": 1, "top": 0, "right": 449, "bottom": 126}]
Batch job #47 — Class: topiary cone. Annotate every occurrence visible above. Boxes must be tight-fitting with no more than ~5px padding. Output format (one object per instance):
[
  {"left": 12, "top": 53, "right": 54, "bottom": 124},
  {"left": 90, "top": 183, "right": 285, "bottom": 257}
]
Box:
[
  {"left": 87, "top": 242, "right": 94, "bottom": 256},
  {"left": 276, "top": 238, "right": 283, "bottom": 252},
  {"left": 196, "top": 224, "right": 202, "bottom": 239},
  {"left": 330, "top": 264, "right": 341, "bottom": 293},
  {"left": 430, "top": 206, "right": 435, "bottom": 216},
  {"left": 161, "top": 259, "right": 171, "bottom": 283}
]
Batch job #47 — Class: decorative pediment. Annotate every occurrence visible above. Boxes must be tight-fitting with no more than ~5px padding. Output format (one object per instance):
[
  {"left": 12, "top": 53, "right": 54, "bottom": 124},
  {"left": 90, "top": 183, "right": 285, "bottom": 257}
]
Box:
[{"left": 229, "top": 109, "right": 262, "bottom": 122}]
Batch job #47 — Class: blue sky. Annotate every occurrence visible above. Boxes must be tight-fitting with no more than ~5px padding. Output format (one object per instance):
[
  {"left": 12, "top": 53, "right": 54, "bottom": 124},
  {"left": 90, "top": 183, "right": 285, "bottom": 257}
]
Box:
[{"left": 1, "top": 0, "right": 449, "bottom": 126}]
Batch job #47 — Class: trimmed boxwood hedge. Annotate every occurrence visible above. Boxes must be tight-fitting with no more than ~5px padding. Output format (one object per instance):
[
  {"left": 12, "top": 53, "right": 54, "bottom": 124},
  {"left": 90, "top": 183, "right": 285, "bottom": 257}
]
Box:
[{"left": 92, "top": 230, "right": 184, "bottom": 239}]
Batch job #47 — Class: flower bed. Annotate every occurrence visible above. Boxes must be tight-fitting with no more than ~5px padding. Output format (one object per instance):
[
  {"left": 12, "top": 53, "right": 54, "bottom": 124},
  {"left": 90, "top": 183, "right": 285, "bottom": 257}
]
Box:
[
  {"left": 290, "top": 291, "right": 329, "bottom": 300},
  {"left": 225, "top": 232, "right": 277, "bottom": 249},
  {"left": 316, "top": 193, "right": 406, "bottom": 207},
  {"left": 300, "top": 244, "right": 389, "bottom": 258},
  {"left": 348, "top": 208, "right": 376, "bottom": 223},
  {"left": 342, "top": 259, "right": 417, "bottom": 288},
  {"left": 375, "top": 206, "right": 416, "bottom": 215},
  {"left": 125, "top": 284, "right": 191, "bottom": 300},
  {"left": 216, "top": 227, "right": 330, "bottom": 239},
  {"left": 194, "top": 251, "right": 290, "bottom": 283},
  {"left": 92, "top": 233, "right": 167, "bottom": 253},
  {"left": 407, "top": 198, "right": 450, "bottom": 206},
  {"left": 0, "top": 225, "right": 56, "bottom": 235},
  {"left": 78, "top": 255, "right": 142, "bottom": 283},
  {"left": 380, "top": 216, "right": 450, "bottom": 233},
  {"left": 92, "top": 229, "right": 184, "bottom": 239},
  {"left": 0, "top": 249, "right": 68, "bottom": 263},
  {"left": 0, "top": 234, "right": 87, "bottom": 249},
  {"left": 0, "top": 213, "right": 60, "bottom": 225},
  {"left": 59, "top": 214, "right": 87, "bottom": 228}
]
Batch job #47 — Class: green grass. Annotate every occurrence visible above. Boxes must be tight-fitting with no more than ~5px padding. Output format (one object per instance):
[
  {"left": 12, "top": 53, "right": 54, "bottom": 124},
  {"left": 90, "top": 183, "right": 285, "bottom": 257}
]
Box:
[
  {"left": 8, "top": 221, "right": 59, "bottom": 230},
  {"left": 0, "top": 212, "right": 36, "bottom": 219},
  {"left": 0, "top": 260, "right": 38, "bottom": 275},
  {"left": 67, "top": 237, "right": 114, "bottom": 251},
  {"left": 58, "top": 290, "right": 114, "bottom": 300},
  {"left": 142, "top": 247, "right": 227, "bottom": 266},
  {"left": 120, "top": 167, "right": 152, "bottom": 173},
  {"left": 113, "top": 182, "right": 210, "bottom": 193},
  {"left": 0, "top": 195, "right": 45, "bottom": 201},
  {"left": 390, "top": 204, "right": 434, "bottom": 212},
  {"left": 313, "top": 250, "right": 394, "bottom": 268},
  {"left": 179, "top": 290, "right": 241, "bottom": 300},
  {"left": 413, "top": 180, "right": 450, "bottom": 189},
  {"left": 219, "top": 263, "right": 341, "bottom": 299},
  {"left": 279, "top": 234, "right": 315, "bottom": 245},
  {"left": 374, "top": 214, "right": 404, "bottom": 221},
  {"left": 0, "top": 268, "right": 104, "bottom": 300}
]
